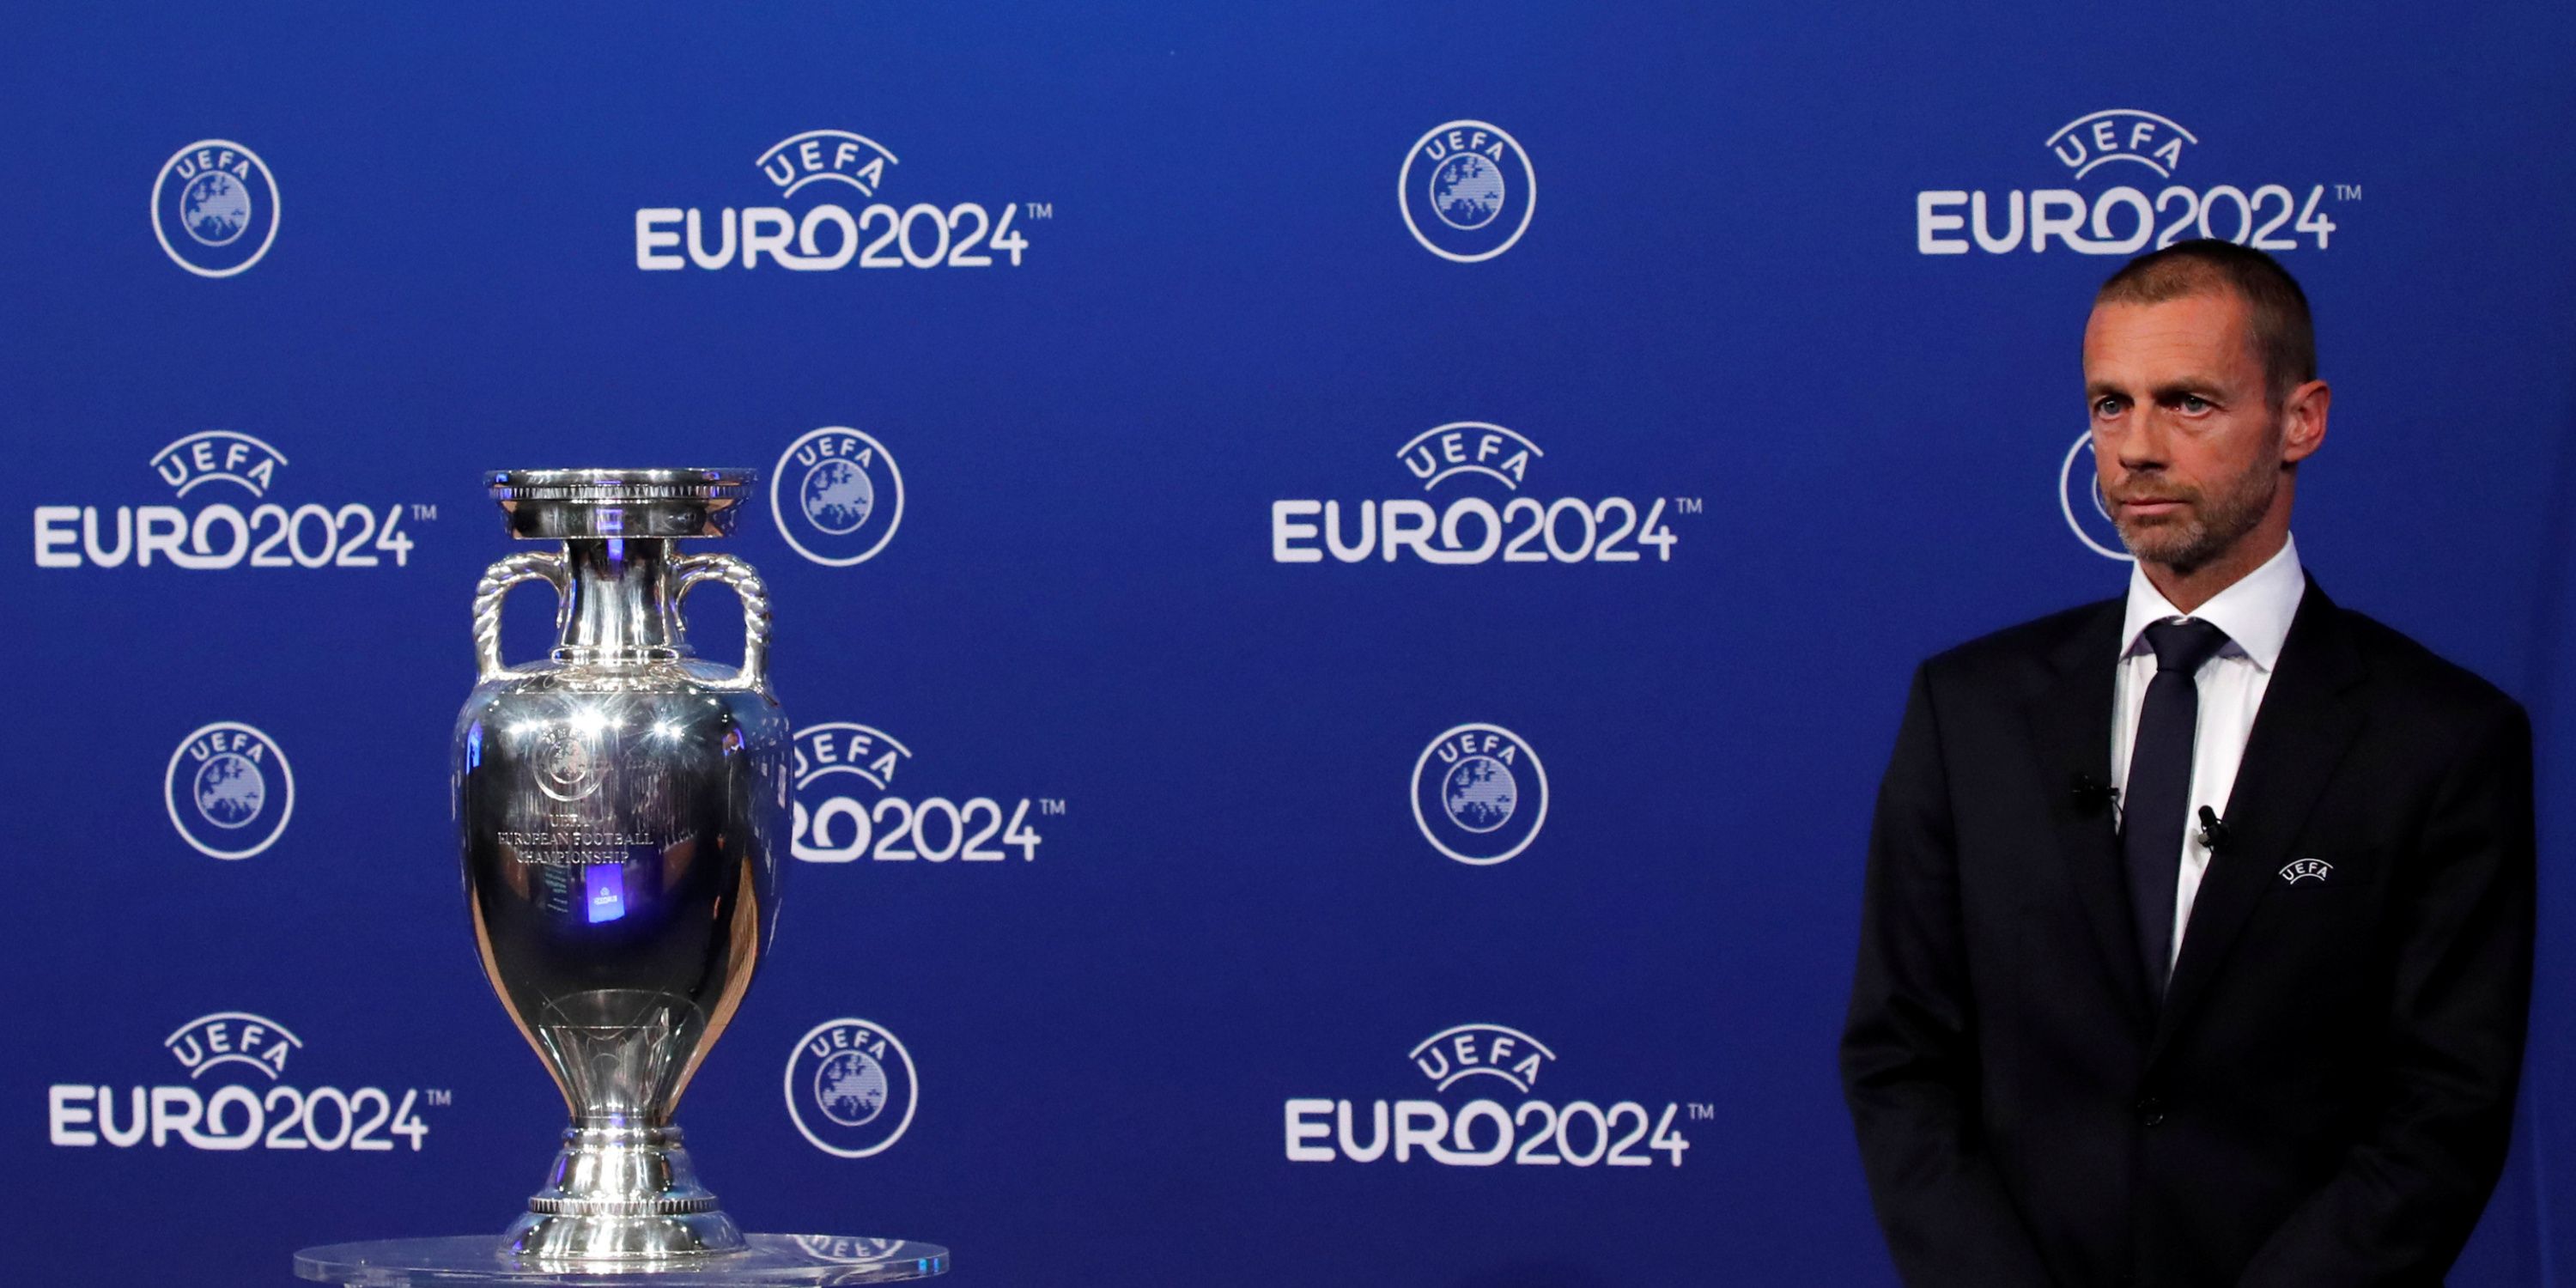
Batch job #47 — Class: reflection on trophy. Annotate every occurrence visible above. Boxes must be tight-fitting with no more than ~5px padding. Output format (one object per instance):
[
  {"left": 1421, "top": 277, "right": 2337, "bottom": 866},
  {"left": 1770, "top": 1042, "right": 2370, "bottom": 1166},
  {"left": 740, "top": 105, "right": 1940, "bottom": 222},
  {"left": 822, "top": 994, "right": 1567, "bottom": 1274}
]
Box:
[{"left": 295, "top": 469, "right": 944, "bottom": 1284}]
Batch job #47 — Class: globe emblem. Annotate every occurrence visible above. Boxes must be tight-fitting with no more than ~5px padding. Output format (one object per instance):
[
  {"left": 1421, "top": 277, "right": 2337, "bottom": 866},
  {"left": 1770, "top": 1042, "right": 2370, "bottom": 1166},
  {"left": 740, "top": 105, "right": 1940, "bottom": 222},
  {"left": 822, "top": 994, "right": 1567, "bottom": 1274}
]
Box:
[
  {"left": 181, "top": 172, "right": 252, "bottom": 246},
  {"left": 193, "top": 754, "right": 267, "bottom": 829},
  {"left": 534, "top": 726, "right": 603, "bottom": 803},
  {"left": 814, "top": 1048, "right": 890, "bottom": 1127},
  {"left": 800, "top": 459, "right": 876, "bottom": 535},
  {"left": 1429, "top": 154, "right": 1506, "bottom": 231},
  {"left": 540, "top": 734, "right": 592, "bottom": 788},
  {"left": 1441, "top": 755, "right": 1518, "bottom": 833}
]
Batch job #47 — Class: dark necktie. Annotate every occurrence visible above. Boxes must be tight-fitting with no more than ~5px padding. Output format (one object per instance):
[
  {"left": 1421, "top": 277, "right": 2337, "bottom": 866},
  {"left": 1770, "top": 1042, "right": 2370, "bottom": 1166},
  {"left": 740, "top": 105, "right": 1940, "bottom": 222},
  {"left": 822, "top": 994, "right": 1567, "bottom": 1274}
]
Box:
[{"left": 2122, "top": 617, "right": 2231, "bottom": 998}]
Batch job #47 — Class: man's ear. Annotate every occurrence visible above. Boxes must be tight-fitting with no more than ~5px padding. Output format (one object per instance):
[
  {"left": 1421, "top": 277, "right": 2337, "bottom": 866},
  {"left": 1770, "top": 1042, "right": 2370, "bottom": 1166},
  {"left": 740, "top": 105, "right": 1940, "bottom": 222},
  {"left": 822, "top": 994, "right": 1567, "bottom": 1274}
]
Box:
[{"left": 2280, "top": 379, "right": 2330, "bottom": 465}]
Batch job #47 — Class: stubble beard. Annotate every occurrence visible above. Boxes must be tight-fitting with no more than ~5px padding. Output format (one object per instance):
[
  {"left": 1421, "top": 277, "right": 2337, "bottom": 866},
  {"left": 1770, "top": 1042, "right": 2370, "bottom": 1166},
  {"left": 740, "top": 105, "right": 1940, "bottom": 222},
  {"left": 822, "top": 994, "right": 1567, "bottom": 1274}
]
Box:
[{"left": 2110, "top": 431, "right": 2282, "bottom": 576}]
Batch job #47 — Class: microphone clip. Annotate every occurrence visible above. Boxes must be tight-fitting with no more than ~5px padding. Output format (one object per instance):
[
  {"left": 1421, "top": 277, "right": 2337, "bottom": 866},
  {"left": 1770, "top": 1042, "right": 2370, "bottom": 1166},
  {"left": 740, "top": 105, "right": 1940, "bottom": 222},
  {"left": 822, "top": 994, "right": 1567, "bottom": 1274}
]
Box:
[{"left": 2196, "top": 805, "right": 2232, "bottom": 854}]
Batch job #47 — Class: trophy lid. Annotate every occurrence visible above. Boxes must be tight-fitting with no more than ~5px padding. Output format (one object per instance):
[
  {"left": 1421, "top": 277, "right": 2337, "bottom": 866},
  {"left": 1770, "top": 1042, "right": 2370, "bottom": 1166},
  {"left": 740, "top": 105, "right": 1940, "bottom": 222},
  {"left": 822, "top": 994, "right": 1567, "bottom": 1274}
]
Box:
[{"left": 487, "top": 467, "right": 757, "bottom": 539}]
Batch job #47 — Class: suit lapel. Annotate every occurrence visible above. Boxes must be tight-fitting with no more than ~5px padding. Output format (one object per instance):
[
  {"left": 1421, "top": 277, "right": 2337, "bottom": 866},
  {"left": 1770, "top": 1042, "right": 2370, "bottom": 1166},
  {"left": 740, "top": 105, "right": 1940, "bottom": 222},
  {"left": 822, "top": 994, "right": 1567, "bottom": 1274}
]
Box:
[
  {"left": 2024, "top": 599, "right": 2154, "bottom": 1030},
  {"left": 2148, "top": 577, "right": 2367, "bottom": 1065}
]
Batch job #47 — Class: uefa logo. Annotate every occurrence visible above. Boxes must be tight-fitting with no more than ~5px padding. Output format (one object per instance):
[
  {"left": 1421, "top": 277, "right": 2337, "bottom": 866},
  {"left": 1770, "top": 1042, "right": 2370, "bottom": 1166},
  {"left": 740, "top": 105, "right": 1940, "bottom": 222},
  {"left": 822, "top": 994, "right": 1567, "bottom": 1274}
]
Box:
[
  {"left": 33, "top": 430, "right": 430, "bottom": 573},
  {"left": 1917, "top": 108, "right": 2349, "bottom": 258},
  {"left": 637, "top": 127, "right": 1042, "bottom": 271},
  {"left": 164, "top": 721, "right": 295, "bottom": 860},
  {"left": 1409, "top": 1024, "right": 1557, "bottom": 1093},
  {"left": 1272, "top": 421, "right": 1693, "bottom": 566},
  {"left": 167, "top": 1011, "right": 303, "bottom": 1081},
  {"left": 2057, "top": 430, "right": 2133, "bottom": 562},
  {"left": 533, "top": 721, "right": 604, "bottom": 803},
  {"left": 152, "top": 141, "right": 280, "bottom": 278},
  {"left": 786, "top": 1236, "right": 914, "bottom": 1265},
  {"left": 151, "top": 431, "right": 288, "bottom": 497},
  {"left": 49, "top": 1010, "right": 441, "bottom": 1152},
  {"left": 783, "top": 1018, "right": 919, "bottom": 1157},
  {"left": 1400, "top": 121, "right": 1536, "bottom": 263},
  {"left": 1285, "top": 1021, "right": 1695, "bottom": 1168},
  {"left": 771, "top": 428, "right": 905, "bottom": 567},
  {"left": 789, "top": 721, "right": 1055, "bottom": 865},
  {"left": 1411, "top": 723, "right": 1548, "bottom": 866}
]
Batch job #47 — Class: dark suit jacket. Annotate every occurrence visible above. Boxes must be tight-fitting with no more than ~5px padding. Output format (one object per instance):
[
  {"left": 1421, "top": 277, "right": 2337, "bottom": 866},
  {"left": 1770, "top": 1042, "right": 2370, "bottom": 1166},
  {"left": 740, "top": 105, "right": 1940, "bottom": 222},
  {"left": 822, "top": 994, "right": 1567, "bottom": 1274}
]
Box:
[{"left": 1840, "top": 577, "right": 2534, "bottom": 1287}]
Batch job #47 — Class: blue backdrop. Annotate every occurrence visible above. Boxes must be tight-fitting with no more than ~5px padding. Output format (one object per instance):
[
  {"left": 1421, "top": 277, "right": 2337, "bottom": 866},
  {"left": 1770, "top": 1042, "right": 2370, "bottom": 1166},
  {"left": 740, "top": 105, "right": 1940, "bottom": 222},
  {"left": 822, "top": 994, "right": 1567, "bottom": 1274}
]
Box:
[{"left": 4, "top": 3, "right": 2573, "bottom": 1284}]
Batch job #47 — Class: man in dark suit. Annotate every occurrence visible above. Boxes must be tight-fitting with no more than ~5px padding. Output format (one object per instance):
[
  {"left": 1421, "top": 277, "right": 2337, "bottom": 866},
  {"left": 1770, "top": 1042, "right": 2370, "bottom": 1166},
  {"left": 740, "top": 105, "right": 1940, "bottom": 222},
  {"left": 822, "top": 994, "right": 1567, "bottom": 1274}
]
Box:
[{"left": 1840, "top": 240, "right": 2534, "bottom": 1286}]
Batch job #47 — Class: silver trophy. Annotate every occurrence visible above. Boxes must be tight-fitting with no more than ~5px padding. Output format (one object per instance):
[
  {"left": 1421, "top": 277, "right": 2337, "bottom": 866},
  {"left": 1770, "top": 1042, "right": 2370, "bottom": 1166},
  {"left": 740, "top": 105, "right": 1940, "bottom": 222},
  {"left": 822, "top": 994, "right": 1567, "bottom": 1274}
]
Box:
[
  {"left": 457, "top": 468, "right": 787, "bottom": 1261},
  {"left": 295, "top": 469, "right": 944, "bottom": 1285}
]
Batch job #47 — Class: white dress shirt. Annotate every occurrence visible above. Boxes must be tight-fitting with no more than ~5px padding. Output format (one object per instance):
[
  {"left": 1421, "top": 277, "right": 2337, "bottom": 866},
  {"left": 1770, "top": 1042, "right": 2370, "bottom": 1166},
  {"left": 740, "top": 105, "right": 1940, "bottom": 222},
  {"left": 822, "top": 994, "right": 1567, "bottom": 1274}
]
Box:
[{"left": 2110, "top": 535, "right": 2307, "bottom": 967}]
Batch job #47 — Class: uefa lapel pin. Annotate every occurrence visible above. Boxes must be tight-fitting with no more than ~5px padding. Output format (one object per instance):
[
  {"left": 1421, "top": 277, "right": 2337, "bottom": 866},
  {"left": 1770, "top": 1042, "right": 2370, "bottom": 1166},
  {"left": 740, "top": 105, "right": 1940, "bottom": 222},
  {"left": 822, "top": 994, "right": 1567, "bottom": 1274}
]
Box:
[{"left": 2279, "top": 857, "right": 2333, "bottom": 884}]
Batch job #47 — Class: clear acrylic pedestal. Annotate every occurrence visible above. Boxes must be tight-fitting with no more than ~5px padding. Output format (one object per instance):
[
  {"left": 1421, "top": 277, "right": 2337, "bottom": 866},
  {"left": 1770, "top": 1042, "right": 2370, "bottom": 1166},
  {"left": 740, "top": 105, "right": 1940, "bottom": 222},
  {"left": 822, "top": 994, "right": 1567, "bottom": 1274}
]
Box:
[{"left": 294, "top": 1236, "right": 949, "bottom": 1285}]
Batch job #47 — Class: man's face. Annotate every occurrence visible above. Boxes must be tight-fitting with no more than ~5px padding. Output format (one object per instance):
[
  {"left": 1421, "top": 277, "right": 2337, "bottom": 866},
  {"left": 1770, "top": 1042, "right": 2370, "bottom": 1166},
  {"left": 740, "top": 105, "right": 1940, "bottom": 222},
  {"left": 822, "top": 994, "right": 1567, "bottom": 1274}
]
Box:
[{"left": 2081, "top": 291, "right": 2296, "bottom": 574}]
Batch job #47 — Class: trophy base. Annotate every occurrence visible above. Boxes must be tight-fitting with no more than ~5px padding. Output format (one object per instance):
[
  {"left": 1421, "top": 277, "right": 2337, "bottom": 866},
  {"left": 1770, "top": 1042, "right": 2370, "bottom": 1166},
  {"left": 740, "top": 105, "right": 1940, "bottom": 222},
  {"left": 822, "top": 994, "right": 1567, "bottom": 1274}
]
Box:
[
  {"left": 293, "top": 1235, "right": 948, "bottom": 1285},
  {"left": 503, "top": 1209, "right": 748, "bottom": 1261},
  {"left": 504, "top": 1121, "right": 747, "bottom": 1261}
]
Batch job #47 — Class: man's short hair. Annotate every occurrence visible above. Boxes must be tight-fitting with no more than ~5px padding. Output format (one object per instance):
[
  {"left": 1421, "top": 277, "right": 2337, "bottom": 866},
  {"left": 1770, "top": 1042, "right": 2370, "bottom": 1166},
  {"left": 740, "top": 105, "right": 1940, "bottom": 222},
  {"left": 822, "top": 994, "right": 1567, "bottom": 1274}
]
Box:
[{"left": 2096, "top": 240, "right": 2316, "bottom": 406}]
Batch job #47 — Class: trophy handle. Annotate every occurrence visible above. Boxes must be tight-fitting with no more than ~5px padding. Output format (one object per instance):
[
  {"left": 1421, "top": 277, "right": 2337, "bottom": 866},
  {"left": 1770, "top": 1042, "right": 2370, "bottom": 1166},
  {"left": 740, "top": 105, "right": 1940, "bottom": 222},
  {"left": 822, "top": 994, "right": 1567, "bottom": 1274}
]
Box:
[
  {"left": 671, "top": 552, "right": 772, "bottom": 692},
  {"left": 473, "top": 551, "right": 569, "bottom": 682}
]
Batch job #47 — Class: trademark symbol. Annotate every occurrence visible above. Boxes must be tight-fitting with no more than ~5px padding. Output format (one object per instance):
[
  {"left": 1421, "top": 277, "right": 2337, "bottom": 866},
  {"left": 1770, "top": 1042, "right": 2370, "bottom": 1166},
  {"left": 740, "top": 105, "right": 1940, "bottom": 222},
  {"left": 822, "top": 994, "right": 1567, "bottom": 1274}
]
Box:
[
  {"left": 410, "top": 503, "right": 440, "bottom": 521},
  {"left": 2334, "top": 184, "right": 2362, "bottom": 201},
  {"left": 1674, "top": 497, "right": 1704, "bottom": 515},
  {"left": 1024, "top": 203, "right": 1054, "bottom": 220},
  {"left": 1040, "top": 799, "right": 1068, "bottom": 816},
  {"left": 1687, "top": 1103, "right": 1716, "bottom": 1121},
  {"left": 426, "top": 1089, "right": 453, "bottom": 1106}
]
